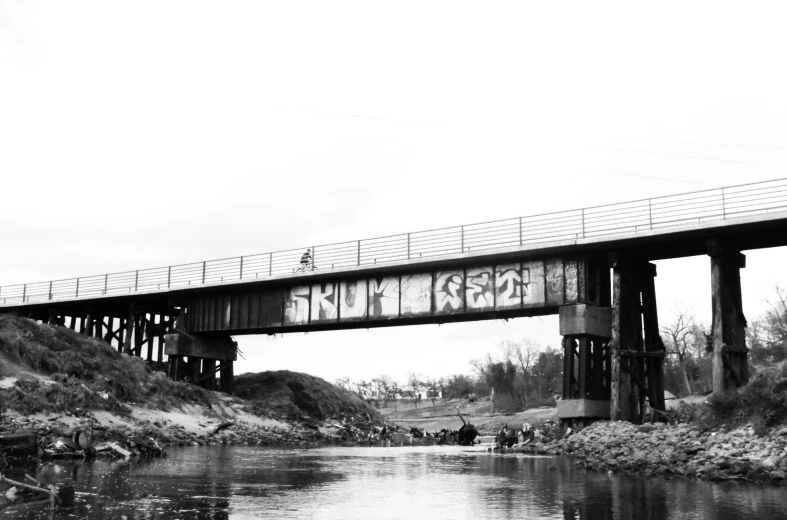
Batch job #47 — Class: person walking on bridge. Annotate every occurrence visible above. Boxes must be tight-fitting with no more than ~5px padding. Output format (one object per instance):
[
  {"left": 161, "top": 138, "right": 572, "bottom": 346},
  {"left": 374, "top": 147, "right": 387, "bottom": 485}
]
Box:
[{"left": 300, "top": 248, "right": 313, "bottom": 271}]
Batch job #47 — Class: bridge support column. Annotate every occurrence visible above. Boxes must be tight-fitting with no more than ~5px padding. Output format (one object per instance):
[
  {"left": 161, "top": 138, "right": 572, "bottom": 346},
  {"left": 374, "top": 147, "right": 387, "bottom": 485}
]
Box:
[
  {"left": 96, "top": 315, "right": 105, "bottom": 340},
  {"left": 708, "top": 241, "right": 748, "bottom": 394},
  {"left": 220, "top": 361, "right": 234, "bottom": 393},
  {"left": 164, "top": 333, "right": 237, "bottom": 392},
  {"left": 85, "top": 313, "right": 94, "bottom": 337},
  {"left": 558, "top": 304, "right": 612, "bottom": 429},
  {"left": 609, "top": 256, "right": 666, "bottom": 423},
  {"left": 556, "top": 255, "right": 613, "bottom": 429}
]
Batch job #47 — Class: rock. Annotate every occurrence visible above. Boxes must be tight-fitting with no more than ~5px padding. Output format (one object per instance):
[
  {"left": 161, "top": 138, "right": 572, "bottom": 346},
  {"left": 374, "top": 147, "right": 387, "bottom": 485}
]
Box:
[{"left": 4, "top": 487, "right": 19, "bottom": 503}]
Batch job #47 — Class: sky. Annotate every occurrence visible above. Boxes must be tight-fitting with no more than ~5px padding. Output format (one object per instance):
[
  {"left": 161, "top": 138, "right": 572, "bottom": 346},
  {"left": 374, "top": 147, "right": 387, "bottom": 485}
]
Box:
[{"left": 2, "top": 1, "right": 787, "bottom": 385}]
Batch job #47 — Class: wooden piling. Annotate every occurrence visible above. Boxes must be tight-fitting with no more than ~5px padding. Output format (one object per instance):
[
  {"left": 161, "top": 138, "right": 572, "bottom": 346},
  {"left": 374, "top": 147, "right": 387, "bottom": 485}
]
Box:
[
  {"left": 562, "top": 337, "right": 574, "bottom": 398},
  {"left": 189, "top": 357, "right": 201, "bottom": 384},
  {"left": 134, "top": 313, "right": 143, "bottom": 357},
  {"left": 220, "top": 360, "right": 234, "bottom": 393},
  {"left": 145, "top": 314, "right": 153, "bottom": 362},
  {"left": 709, "top": 241, "right": 748, "bottom": 393},
  {"left": 610, "top": 259, "right": 623, "bottom": 421},
  {"left": 157, "top": 314, "right": 165, "bottom": 363},
  {"left": 117, "top": 317, "right": 125, "bottom": 353},
  {"left": 124, "top": 306, "right": 135, "bottom": 355},
  {"left": 94, "top": 316, "right": 103, "bottom": 341},
  {"left": 85, "top": 313, "right": 94, "bottom": 337}
]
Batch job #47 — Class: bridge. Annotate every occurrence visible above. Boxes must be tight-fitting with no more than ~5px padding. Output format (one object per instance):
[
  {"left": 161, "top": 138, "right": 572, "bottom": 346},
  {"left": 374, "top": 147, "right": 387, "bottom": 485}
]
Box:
[{"left": 3, "top": 177, "right": 787, "bottom": 426}]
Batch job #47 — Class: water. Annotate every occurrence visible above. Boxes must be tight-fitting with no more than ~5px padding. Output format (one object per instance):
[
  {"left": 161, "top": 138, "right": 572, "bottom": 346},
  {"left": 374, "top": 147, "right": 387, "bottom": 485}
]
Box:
[{"left": 6, "top": 445, "right": 787, "bottom": 519}]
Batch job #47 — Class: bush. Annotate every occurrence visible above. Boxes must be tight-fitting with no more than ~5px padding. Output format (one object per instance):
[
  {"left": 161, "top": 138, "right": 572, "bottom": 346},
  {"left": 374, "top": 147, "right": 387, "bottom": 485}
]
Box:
[
  {"left": 708, "top": 361, "right": 787, "bottom": 428},
  {"left": 0, "top": 314, "right": 214, "bottom": 413}
]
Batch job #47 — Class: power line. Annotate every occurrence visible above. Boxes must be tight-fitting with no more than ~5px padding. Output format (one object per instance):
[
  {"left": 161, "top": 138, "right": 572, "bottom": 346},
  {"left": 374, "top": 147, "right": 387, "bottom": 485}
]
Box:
[
  {"left": 590, "top": 145, "right": 786, "bottom": 169},
  {"left": 576, "top": 168, "right": 717, "bottom": 186},
  {"left": 608, "top": 137, "right": 787, "bottom": 151}
]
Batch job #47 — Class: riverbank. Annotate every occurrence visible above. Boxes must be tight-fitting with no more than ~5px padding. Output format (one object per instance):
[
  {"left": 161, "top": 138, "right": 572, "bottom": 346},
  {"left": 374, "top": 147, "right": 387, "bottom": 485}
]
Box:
[
  {"left": 0, "top": 314, "right": 390, "bottom": 465},
  {"left": 513, "top": 420, "right": 786, "bottom": 485}
]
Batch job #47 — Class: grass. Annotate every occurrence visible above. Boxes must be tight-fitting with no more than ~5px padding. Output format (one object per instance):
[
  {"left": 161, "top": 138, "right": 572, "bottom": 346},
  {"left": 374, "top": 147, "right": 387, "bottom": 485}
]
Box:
[
  {"left": 707, "top": 360, "right": 787, "bottom": 432},
  {"left": 233, "top": 370, "right": 381, "bottom": 421},
  {"left": 0, "top": 314, "right": 213, "bottom": 415}
]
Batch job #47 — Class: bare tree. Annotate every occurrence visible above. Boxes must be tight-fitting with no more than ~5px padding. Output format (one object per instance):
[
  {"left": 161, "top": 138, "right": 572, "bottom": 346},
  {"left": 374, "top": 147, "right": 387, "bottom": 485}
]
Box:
[
  {"left": 388, "top": 381, "right": 401, "bottom": 411},
  {"left": 661, "top": 309, "right": 701, "bottom": 395},
  {"left": 354, "top": 379, "right": 371, "bottom": 400},
  {"left": 407, "top": 372, "right": 422, "bottom": 409},
  {"left": 503, "top": 338, "right": 541, "bottom": 409},
  {"left": 373, "top": 375, "right": 393, "bottom": 407},
  {"left": 335, "top": 377, "right": 352, "bottom": 392},
  {"left": 763, "top": 285, "right": 787, "bottom": 361},
  {"left": 425, "top": 377, "right": 441, "bottom": 409}
]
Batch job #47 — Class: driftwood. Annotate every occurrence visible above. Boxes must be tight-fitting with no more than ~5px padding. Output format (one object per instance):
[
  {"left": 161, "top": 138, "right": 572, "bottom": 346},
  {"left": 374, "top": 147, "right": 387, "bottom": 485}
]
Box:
[
  {"left": 107, "top": 442, "right": 131, "bottom": 458},
  {"left": 0, "top": 471, "right": 59, "bottom": 510},
  {"left": 210, "top": 421, "right": 234, "bottom": 436}
]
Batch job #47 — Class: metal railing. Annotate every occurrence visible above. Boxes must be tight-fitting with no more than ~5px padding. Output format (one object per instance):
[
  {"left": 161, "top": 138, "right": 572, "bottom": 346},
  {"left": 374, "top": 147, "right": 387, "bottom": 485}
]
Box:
[{"left": 3, "top": 177, "right": 787, "bottom": 306}]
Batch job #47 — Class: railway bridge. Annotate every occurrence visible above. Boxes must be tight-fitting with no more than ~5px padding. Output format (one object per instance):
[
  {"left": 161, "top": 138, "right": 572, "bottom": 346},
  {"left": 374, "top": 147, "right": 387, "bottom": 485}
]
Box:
[{"left": 3, "top": 178, "right": 787, "bottom": 425}]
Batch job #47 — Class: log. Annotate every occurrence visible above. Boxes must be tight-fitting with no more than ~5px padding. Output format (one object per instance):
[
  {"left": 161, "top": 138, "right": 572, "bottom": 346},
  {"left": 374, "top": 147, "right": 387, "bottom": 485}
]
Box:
[
  {"left": 210, "top": 421, "right": 234, "bottom": 436},
  {"left": 107, "top": 442, "right": 131, "bottom": 458}
]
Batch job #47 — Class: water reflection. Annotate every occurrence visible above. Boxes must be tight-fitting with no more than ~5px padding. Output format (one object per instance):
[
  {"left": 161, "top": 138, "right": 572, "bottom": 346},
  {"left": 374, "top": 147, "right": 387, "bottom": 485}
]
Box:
[{"left": 8, "top": 446, "right": 787, "bottom": 519}]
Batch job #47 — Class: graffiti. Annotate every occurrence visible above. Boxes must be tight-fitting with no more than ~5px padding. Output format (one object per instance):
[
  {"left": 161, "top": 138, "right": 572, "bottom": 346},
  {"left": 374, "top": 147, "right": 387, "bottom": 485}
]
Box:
[
  {"left": 340, "top": 280, "right": 367, "bottom": 319},
  {"left": 495, "top": 263, "right": 522, "bottom": 308},
  {"left": 401, "top": 274, "right": 432, "bottom": 315},
  {"left": 435, "top": 271, "right": 464, "bottom": 312},
  {"left": 522, "top": 260, "right": 545, "bottom": 306},
  {"left": 189, "top": 256, "right": 586, "bottom": 331},
  {"left": 284, "top": 286, "right": 310, "bottom": 325},
  {"left": 260, "top": 291, "right": 283, "bottom": 327},
  {"left": 311, "top": 283, "right": 338, "bottom": 322},
  {"left": 466, "top": 267, "right": 494, "bottom": 310},
  {"left": 565, "top": 260, "right": 578, "bottom": 303},
  {"left": 369, "top": 277, "right": 399, "bottom": 317},
  {"left": 546, "top": 259, "right": 564, "bottom": 304}
]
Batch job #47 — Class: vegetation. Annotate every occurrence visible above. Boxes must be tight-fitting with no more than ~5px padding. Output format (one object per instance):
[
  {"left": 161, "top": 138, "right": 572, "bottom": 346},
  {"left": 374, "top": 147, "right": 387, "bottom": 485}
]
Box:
[
  {"left": 661, "top": 286, "right": 787, "bottom": 397},
  {"left": 707, "top": 361, "right": 787, "bottom": 431},
  {"left": 334, "top": 286, "right": 787, "bottom": 418},
  {"left": 233, "top": 370, "right": 381, "bottom": 421},
  {"left": 0, "top": 314, "right": 212, "bottom": 415}
]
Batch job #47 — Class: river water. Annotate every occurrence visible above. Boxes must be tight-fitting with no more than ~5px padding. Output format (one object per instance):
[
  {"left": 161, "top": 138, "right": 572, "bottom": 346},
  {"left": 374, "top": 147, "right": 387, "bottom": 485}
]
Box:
[{"left": 6, "top": 445, "right": 787, "bottom": 519}]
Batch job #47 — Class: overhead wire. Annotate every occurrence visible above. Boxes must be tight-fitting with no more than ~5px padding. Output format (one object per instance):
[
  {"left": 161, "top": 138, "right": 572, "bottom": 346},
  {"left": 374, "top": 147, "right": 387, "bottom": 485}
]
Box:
[
  {"left": 590, "top": 145, "right": 787, "bottom": 169},
  {"left": 576, "top": 168, "right": 717, "bottom": 186},
  {"left": 607, "top": 137, "right": 787, "bottom": 151}
]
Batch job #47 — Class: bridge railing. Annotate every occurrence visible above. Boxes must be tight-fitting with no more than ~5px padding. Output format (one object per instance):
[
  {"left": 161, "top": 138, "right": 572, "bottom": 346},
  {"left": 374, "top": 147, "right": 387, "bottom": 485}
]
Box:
[{"left": 3, "top": 177, "right": 787, "bottom": 306}]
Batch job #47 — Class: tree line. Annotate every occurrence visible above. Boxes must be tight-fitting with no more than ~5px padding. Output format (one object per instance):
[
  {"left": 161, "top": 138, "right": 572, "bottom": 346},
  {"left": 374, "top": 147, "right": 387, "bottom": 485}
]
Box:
[{"left": 336, "top": 286, "right": 787, "bottom": 411}]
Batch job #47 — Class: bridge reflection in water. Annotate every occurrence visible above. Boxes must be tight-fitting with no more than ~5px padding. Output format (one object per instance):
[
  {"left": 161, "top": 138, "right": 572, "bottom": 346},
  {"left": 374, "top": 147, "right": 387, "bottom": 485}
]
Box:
[{"left": 12, "top": 446, "right": 787, "bottom": 519}]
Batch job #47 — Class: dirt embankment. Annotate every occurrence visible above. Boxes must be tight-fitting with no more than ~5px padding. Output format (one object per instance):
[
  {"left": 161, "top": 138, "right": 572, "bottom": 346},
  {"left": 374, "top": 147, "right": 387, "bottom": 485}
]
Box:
[{"left": 0, "top": 315, "right": 388, "bottom": 460}]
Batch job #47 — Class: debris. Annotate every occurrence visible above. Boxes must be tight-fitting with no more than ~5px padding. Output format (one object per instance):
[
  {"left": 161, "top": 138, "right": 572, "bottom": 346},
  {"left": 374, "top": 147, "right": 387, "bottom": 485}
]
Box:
[
  {"left": 107, "top": 442, "right": 131, "bottom": 458},
  {"left": 210, "top": 421, "right": 235, "bottom": 436}
]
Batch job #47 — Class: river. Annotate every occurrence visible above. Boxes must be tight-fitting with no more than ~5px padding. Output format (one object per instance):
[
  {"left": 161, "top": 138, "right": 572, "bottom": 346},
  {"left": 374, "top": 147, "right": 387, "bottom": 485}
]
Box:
[{"left": 7, "top": 445, "right": 787, "bottom": 519}]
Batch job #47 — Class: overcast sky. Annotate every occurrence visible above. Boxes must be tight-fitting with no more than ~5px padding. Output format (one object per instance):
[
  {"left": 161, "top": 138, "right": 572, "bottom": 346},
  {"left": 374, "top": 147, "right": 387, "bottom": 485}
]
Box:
[{"left": 2, "top": 1, "right": 787, "bottom": 385}]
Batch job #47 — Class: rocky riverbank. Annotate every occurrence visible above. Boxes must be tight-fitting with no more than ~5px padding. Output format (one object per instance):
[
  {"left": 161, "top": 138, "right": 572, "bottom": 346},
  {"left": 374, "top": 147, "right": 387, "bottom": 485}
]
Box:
[{"left": 515, "top": 421, "right": 787, "bottom": 485}]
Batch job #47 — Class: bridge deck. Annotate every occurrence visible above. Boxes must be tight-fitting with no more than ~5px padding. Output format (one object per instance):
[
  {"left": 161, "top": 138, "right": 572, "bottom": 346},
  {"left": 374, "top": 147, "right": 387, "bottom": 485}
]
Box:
[{"left": 2, "top": 178, "right": 787, "bottom": 325}]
